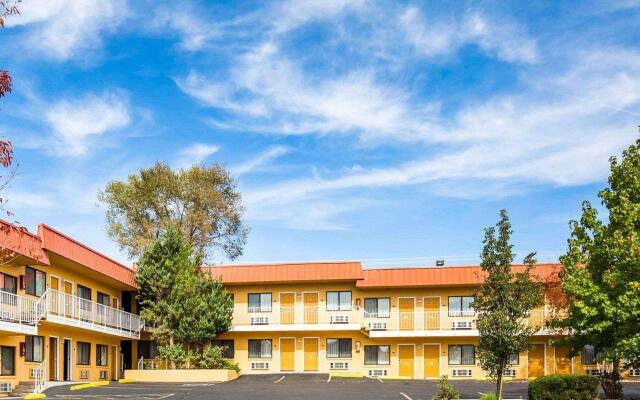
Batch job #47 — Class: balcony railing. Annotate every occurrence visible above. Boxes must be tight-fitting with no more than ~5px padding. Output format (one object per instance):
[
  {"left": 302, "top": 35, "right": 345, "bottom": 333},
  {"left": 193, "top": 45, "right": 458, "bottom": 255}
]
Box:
[
  {"left": 45, "top": 289, "right": 144, "bottom": 338},
  {"left": 231, "top": 306, "right": 361, "bottom": 327},
  {"left": 364, "top": 310, "right": 477, "bottom": 332},
  {"left": 0, "top": 290, "right": 42, "bottom": 327}
]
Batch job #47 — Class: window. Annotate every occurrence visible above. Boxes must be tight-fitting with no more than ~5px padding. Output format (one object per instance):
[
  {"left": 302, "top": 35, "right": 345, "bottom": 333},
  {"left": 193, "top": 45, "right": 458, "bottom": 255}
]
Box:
[
  {"left": 96, "top": 345, "right": 108, "bottom": 366},
  {"left": 448, "top": 345, "right": 475, "bottom": 365},
  {"left": 581, "top": 345, "right": 600, "bottom": 365},
  {"left": 448, "top": 296, "right": 474, "bottom": 317},
  {"left": 507, "top": 353, "right": 519, "bottom": 365},
  {"left": 364, "top": 298, "right": 390, "bottom": 318},
  {"left": 0, "top": 346, "right": 14, "bottom": 375},
  {"left": 77, "top": 285, "right": 92, "bottom": 301},
  {"left": 212, "top": 340, "right": 234, "bottom": 358},
  {"left": 77, "top": 342, "right": 90, "bottom": 365},
  {"left": 248, "top": 293, "right": 272, "bottom": 313},
  {"left": 25, "top": 267, "right": 46, "bottom": 297},
  {"left": 0, "top": 273, "right": 17, "bottom": 294},
  {"left": 326, "top": 291, "right": 351, "bottom": 311},
  {"left": 248, "top": 339, "right": 272, "bottom": 359},
  {"left": 25, "top": 336, "right": 44, "bottom": 363},
  {"left": 97, "top": 292, "right": 110, "bottom": 306},
  {"left": 137, "top": 341, "right": 158, "bottom": 359},
  {"left": 327, "top": 339, "right": 352, "bottom": 358},
  {"left": 364, "top": 345, "right": 390, "bottom": 365}
]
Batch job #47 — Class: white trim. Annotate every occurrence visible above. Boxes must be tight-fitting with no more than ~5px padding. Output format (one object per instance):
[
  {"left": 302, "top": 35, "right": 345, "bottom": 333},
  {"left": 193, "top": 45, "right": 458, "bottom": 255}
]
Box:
[
  {"left": 279, "top": 292, "right": 296, "bottom": 324},
  {"left": 302, "top": 337, "right": 320, "bottom": 372},
  {"left": 63, "top": 337, "right": 73, "bottom": 381},
  {"left": 397, "top": 343, "right": 416, "bottom": 379},
  {"left": 422, "top": 343, "right": 441, "bottom": 379},
  {"left": 397, "top": 297, "right": 416, "bottom": 331},
  {"left": 278, "top": 337, "right": 296, "bottom": 372},
  {"left": 422, "top": 296, "right": 441, "bottom": 330},
  {"left": 49, "top": 335, "right": 60, "bottom": 381},
  {"left": 302, "top": 292, "right": 320, "bottom": 324},
  {"left": 111, "top": 345, "right": 118, "bottom": 380}
]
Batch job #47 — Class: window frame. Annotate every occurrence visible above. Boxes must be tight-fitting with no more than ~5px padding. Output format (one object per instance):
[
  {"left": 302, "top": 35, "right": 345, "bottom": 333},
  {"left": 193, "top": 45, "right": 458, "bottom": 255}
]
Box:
[
  {"left": 448, "top": 345, "right": 475, "bottom": 365},
  {"left": 581, "top": 345, "right": 598, "bottom": 365},
  {"left": 507, "top": 352, "right": 519, "bottom": 365},
  {"left": 0, "top": 346, "right": 15, "bottom": 376},
  {"left": 364, "top": 297, "right": 391, "bottom": 318},
  {"left": 0, "top": 273, "right": 17, "bottom": 294},
  {"left": 25, "top": 336, "right": 44, "bottom": 363},
  {"left": 448, "top": 296, "right": 475, "bottom": 317},
  {"left": 76, "top": 342, "right": 91, "bottom": 366},
  {"left": 212, "top": 340, "right": 235, "bottom": 359},
  {"left": 248, "top": 293, "right": 272, "bottom": 313},
  {"left": 364, "top": 345, "right": 390, "bottom": 365},
  {"left": 248, "top": 339, "right": 272, "bottom": 359},
  {"left": 326, "top": 338, "right": 352, "bottom": 359},
  {"left": 25, "top": 267, "right": 46, "bottom": 297},
  {"left": 97, "top": 292, "right": 110, "bottom": 306},
  {"left": 96, "top": 344, "right": 108, "bottom": 367},
  {"left": 326, "top": 291, "right": 352, "bottom": 311},
  {"left": 137, "top": 340, "right": 159, "bottom": 359}
]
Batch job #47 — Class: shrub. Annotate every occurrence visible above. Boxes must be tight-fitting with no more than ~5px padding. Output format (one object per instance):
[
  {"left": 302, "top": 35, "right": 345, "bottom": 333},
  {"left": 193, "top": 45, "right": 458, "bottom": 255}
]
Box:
[
  {"left": 528, "top": 374, "right": 599, "bottom": 400},
  {"left": 480, "top": 393, "right": 498, "bottom": 400},
  {"left": 197, "top": 344, "right": 240, "bottom": 371},
  {"left": 433, "top": 375, "right": 460, "bottom": 400}
]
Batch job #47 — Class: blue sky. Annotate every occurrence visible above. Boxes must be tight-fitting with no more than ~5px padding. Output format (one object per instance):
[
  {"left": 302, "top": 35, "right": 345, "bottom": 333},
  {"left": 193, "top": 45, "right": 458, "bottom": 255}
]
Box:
[{"left": 2, "top": 0, "right": 640, "bottom": 267}]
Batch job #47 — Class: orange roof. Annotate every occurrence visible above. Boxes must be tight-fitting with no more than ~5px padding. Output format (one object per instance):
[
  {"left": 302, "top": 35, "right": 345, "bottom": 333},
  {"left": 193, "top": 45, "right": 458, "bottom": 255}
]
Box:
[
  {"left": 356, "top": 263, "right": 561, "bottom": 288},
  {"left": 204, "top": 261, "right": 364, "bottom": 284},
  {"left": 38, "top": 224, "right": 136, "bottom": 288},
  {"left": 0, "top": 219, "right": 49, "bottom": 265}
]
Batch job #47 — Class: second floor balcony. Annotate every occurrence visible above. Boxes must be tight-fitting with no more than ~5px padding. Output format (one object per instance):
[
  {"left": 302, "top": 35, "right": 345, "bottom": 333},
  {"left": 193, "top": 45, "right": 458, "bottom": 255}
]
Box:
[
  {"left": 229, "top": 305, "right": 362, "bottom": 331},
  {"left": 0, "top": 290, "right": 43, "bottom": 334}
]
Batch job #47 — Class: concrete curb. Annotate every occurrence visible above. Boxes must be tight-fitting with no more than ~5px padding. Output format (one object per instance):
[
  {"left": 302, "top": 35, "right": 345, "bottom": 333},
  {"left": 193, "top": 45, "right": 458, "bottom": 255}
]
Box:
[{"left": 69, "top": 381, "right": 110, "bottom": 391}]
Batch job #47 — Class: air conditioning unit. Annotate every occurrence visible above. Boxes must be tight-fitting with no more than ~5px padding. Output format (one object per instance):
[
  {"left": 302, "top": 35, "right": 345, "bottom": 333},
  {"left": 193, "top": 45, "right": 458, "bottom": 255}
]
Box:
[
  {"left": 0, "top": 383, "right": 11, "bottom": 393},
  {"left": 99, "top": 371, "right": 108, "bottom": 379},
  {"left": 585, "top": 369, "right": 602, "bottom": 376},
  {"left": 503, "top": 369, "right": 516, "bottom": 377},
  {"left": 250, "top": 316, "right": 270, "bottom": 325},
  {"left": 452, "top": 369, "right": 472, "bottom": 377},
  {"left": 330, "top": 315, "right": 349, "bottom": 324},
  {"left": 451, "top": 321, "right": 473, "bottom": 330},
  {"left": 251, "top": 362, "right": 269, "bottom": 370},
  {"left": 368, "top": 369, "right": 388, "bottom": 377},
  {"left": 330, "top": 362, "right": 349, "bottom": 370},
  {"left": 80, "top": 370, "right": 89, "bottom": 379},
  {"left": 368, "top": 322, "right": 387, "bottom": 331},
  {"left": 629, "top": 369, "right": 640, "bottom": 377}
]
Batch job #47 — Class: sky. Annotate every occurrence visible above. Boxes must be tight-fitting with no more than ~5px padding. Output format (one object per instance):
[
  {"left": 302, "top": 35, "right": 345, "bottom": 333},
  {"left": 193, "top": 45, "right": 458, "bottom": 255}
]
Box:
[{"left": 1, "top": 0, "right": 640, "bottom": 267}]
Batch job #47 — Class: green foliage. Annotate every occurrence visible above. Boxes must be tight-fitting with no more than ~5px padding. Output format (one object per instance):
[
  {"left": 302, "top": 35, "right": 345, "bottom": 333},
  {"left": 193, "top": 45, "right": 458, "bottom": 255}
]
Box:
[
  {"left": 474, "top": 210, "right": 543, "bottom": 399},
  {"left": 198, "top": 345, "right": 240, "bottom": 372},
  {"left": 432, "top": 375, "right": 460, "bottom": 400},
  {"left": 528, "top": 374, "right": 599, "bottom": 400},
  {"left": 479, "top": 393, "right": 498, "bottom": 400},
  {"left": 157, "top": 344, "right": 188, "bottom": 369},
  {"left": 554, "top": 139, "right": 640, "bottom": 399},
  {"left": 157, "top": 343, "right": 239, "bottom": 371},
  {"left": 99, "top": 162, "right": 248, "bottom": 260}
]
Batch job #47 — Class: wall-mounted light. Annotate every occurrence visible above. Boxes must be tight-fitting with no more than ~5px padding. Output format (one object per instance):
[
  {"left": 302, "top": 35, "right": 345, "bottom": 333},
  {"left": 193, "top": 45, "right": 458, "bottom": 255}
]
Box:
[{"left": 355, "top": 341, "right": 361, "bottom": 352}]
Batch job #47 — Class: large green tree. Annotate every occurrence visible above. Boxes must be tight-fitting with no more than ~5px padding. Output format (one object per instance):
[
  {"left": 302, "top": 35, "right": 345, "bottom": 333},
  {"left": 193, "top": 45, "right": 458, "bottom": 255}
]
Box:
[
  {"left": 99, "top": 162, "right": 248, "bottom": 261},
  {"left": 474, "top": 210, "right": 543, "bottom": 400},
  {"left": 554, "top": 139, "right": 640, "bottom": 399},
  {"left": 135, "top": 226, "right": 233, "bottom": 368}
]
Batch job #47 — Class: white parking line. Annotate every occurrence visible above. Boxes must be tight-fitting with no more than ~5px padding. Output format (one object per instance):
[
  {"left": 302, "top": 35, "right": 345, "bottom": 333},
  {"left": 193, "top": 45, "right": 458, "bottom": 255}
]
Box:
[
  {"left": 400, "top": 392, "right": 413, "bottom": 400},
  {"left": 377, "top": 377, "right": 384, "bottom": 383},
  {"left": 274, "top": 376, "right": 286, "bottom": 383},
  {"left": 326, "top": 374, "right": 332, "bottom": 383}
]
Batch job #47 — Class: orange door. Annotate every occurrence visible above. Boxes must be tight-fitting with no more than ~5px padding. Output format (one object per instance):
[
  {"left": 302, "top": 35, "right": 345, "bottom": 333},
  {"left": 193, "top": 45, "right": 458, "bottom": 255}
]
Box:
[
  {"left": 423, "top": 344, "right": 439, "bottom": 378},
  {"left": 528, "top": 344, "right": 545, "bottom": 378},
  {"left": 303, "top": 338, "right": 318, "bottom": 371},
  {"left": 303, "top": 293, "right": 318, "bottom": 324},
  {"left": 50, "top": 277, "right": 60, "bottom": 314},
  {"left": 280, "top": 293, "right": 295, "bottom": 324},
  {"left": 554, "top": 345, "right": 572, "bottom": 374},
  {"left": 280, "top": 338, "right": 295, "bottom": 371},
  {"left": 64, "top": 281, "right": 73, "bottom": 317},
  {"left": 424, "top": 297, "right": 440, "bottom": 330},
  {"left": 399, "top": 298, "right": 414, "bottom": 330},
  {"left": 399, "top": 345, "right": 414, "bottom": 378}
]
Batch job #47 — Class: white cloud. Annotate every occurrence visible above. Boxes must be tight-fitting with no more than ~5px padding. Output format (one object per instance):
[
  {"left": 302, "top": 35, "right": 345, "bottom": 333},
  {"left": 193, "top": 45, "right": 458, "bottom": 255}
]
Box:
[
  {"left": 231, "top": 146, "right": 290, "bottom": 176},
  {"left": 149, "top": 6, "right": 219, "bottom": 52},
  {"left": 46, "top": 91, "right": 131, "bottom": 156},
  {"left": 6, "top": 0, "right": 127, "bottom": 61},
  {"left": 270, "top": 0, "right": 366, "bottom": 33},
  {"left": 176, "top": 143, "right": 220, "bottom": 168}
]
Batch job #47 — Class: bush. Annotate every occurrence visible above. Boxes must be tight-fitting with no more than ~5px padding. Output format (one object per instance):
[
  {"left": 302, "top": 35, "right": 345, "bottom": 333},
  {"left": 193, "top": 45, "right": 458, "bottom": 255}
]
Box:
[
  {"left": 528, "top": 374, "right": 599, "bottom": 400},
  {"left": 198, "top": 345, "right": 240, "bottom": 372},
  {"left": 433, "top": 375, "right": 460, "bottom": 400},
  {"left": 479, "top": 393, "right": 498, "bottom": 400}
]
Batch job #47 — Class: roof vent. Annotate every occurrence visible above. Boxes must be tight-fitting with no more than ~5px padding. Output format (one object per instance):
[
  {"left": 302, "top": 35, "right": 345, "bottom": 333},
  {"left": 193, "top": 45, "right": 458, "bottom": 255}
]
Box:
[{"left": 436, "top": 259, "right": 445, "bottom": 266}]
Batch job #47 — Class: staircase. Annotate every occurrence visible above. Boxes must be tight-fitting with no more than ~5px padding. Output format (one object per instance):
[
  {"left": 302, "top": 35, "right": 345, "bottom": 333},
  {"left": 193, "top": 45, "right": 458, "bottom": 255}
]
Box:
[{"left": 10, "top": 381, "right": 35, "bottom": 396}]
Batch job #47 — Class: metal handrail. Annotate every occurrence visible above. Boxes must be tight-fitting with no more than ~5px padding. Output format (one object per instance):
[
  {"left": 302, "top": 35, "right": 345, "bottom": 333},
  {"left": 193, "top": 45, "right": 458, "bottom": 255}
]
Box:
[
  {"left": 138, "top": 356, "right": 144, "bottom": 370},
  {"left": 0, "top": 290, "right": 40, "bottom": 325},
  {"left": 33, "top": 359, "right": 46, "bottom": 393}
]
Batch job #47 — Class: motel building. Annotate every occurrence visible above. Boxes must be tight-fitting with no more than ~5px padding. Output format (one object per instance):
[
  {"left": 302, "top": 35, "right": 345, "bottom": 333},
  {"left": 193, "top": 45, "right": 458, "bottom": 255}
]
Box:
[{"left": 0, "top": 220, "right": 637, "bottom": 395}]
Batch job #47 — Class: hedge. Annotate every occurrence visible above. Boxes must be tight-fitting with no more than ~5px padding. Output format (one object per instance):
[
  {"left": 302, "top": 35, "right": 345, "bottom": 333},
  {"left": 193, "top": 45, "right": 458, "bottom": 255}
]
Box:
[{"left": 528, "top": 374, "right": 599, "bottom": 400}]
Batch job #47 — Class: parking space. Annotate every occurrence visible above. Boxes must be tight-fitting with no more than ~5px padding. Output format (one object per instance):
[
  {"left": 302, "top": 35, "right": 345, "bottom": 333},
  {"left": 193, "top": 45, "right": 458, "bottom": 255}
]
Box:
[{"left": 42, "top": 375, "right": 640, "bottom": 400}]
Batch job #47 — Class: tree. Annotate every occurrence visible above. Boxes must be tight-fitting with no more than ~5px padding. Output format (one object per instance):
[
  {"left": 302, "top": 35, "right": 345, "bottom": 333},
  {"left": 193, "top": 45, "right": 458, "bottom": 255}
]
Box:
[
  {"left": 474, "top": 210, "right": 543, "bottom": 400},
  {"left": 135, "top": 226, "right": 233, "bottom": 369},
  {"left": 553, "top": 138, "right": 640, "bottom": 400},
  {"left": 99, "top": 162, "right": 248, "bottom": 261}
]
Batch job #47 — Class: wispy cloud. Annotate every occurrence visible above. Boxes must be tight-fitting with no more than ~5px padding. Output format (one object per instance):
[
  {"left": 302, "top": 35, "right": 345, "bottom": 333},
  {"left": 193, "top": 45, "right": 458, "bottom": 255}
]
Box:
[
  {"left": 231, "top": 146, "right": 290, "bottom": 177},
  {"left": 176, "top": 143, "right": 220, "bottom": 168},
  {"left": 148, "top": 5, "right": 219, "bottom": 52}
]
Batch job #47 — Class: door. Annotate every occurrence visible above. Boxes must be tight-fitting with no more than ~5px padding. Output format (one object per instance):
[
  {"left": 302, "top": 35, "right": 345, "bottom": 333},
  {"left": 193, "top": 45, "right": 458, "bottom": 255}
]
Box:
[
  {"left": 424, "top": 297, "right": 440, "bottom": 330},
  {"left": 423, "top": 344, "right": 439, "bottom": 378},
  {"left": 49, "top": 337, "right": 58, "bottom": 381},
  {"left": 399, "top": 344, "right": 414, "bottom": 378},
  {"left": 528, "top": 343, "right": 545, "bottom": 378},
  {"left": 399, "top": 298, "right": 414, "bottom": 330},
  {"left": 50, "top": 277, "right": 60, "bottom": 314},
  {"left": 63, "top": 339, "right": 72, "bottom": 381},
  {"left": 121, "top": 340, "right": 132, "bottom": 371},
  {"left": 111, "top": 346, "right": 118, "bottom": 380},
  {"left": 64, "top": 281, "right": 73, "bottom": 317},
  {"left": 303, "top": 338, "right": 318, "bottom": 371},
  {"left": 280, "top": 338, "right": 295, "bottom": 371},
  {"left": 280, "top": 293, "right": 295, "bottom": 324},
  {"left": 303, "top": 293, "right": 318, "bottom": 324},
  {"left": 554, "top": 345, "right": 572, "bottom": 374}
]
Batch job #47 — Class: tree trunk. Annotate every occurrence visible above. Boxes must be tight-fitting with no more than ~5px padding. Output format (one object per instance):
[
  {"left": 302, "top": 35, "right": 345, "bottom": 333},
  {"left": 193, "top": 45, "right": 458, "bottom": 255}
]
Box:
[
  {"left": 496, "top": 362, "right": 505, "bottom": 400},
  {"left": 601, "top": 359, "right": 623, "bottom": 400}
]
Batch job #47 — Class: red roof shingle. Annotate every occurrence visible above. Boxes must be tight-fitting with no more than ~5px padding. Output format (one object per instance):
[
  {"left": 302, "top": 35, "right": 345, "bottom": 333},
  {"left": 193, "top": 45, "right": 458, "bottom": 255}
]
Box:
[{"left": 204, "top": 261, "right": 364, "bottom": 284}]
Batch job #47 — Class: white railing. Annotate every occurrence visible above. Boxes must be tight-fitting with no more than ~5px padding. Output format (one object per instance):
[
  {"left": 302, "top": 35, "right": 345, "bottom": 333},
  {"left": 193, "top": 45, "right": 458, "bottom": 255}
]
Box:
[
  {"left": 0, "top": 290, "right": 40, "bottom": 325},
  {"left": 33, "top": 360, "right": 46, "bottom": 393},
  {"left": 45, "top": 289, "right": 144, "bottom": 338},
  {"left": 231, "top": 305, "right": 361, "bottom": 326},
  {"left": 138, "top": 356, "right": 144, "bottom": 370}
]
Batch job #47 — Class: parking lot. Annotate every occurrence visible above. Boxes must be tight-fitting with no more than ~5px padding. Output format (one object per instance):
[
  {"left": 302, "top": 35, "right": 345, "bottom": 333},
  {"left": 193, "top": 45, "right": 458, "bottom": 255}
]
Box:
[{"left": 43, "top": 374, "right": 640, "bottom": 400}]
